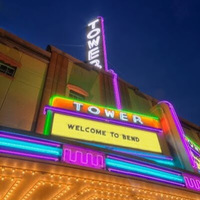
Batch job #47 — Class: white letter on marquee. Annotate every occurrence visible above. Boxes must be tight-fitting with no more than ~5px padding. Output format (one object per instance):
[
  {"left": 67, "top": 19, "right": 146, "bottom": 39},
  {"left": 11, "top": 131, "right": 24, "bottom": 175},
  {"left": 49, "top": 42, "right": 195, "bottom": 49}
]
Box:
[
  {"left": 120, "top": 112, "right": 128, "bottom": 121},
  {"left": 88, "top": 106, "right": 100, "bottom": 115},
  {"left": 133, "top": 116, "right": 143, "bottom": 124},
  {"left": 73, "top": 102, "right": 83, "bottom": 111},
  {"left": 105, "top": 109, "right": 115, "bottom": 118}
]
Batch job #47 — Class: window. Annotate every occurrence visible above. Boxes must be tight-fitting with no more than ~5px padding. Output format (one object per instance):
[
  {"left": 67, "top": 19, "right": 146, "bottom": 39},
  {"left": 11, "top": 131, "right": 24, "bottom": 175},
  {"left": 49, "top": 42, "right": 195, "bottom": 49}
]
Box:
[
  {"left": 69, "top": 90, "right": 85, "bottom": 100},
  {"left": 67, "top": 84, "right": 88, "bottom": 101},
  {"left": 0, "top": 62, "right": 17, "bottom": 77}
]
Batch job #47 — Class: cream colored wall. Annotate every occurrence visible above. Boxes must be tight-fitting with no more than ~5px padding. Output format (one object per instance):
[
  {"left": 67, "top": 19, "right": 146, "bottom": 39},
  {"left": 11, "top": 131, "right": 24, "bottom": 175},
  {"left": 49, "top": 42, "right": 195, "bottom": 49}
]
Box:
[
  {"left": 128, "top": 88, "right": 153, "bottom": 115},
  {"left": 0, "top": 44, "right": 47, "bottom": 131},
  {"left": 66, "top": 61, "right": 101, "bottom": 104}
]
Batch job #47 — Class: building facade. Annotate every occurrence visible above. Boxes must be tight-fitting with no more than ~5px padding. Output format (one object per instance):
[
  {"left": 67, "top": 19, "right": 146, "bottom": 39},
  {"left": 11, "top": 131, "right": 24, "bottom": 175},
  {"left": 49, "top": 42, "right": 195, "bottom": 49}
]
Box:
[{"left": 0, "top": 28, "right": 200, "bottom": 200}]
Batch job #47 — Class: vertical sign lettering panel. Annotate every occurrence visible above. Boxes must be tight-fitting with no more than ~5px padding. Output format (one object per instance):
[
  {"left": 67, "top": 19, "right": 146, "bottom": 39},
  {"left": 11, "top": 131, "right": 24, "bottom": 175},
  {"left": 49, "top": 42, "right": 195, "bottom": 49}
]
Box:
[{"left": 86, "top": 17, "right": 108, "bottom": 70}]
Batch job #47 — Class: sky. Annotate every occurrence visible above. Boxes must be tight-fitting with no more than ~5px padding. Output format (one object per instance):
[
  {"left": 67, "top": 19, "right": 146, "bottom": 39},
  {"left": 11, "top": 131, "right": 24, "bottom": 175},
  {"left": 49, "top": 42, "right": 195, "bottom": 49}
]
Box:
[{"left": 1, "top": 0, "right": 200, "bottom": 125}]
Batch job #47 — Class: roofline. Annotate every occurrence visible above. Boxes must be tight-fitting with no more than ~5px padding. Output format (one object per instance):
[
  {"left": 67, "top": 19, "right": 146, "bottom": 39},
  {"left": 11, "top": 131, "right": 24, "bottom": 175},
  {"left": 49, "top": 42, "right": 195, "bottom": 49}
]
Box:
[{"left": 0, "top": 28, "right": 51, "bottom": 63}]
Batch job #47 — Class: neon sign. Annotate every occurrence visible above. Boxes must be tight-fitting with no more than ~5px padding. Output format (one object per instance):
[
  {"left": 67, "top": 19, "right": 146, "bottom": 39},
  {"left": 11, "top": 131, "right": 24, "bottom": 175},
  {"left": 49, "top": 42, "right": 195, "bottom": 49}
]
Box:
[
  {"left": 43, "top": 96, "right": 162, "bottom": 153},
  {"left": 48, "top": 96, "right": 161, "bottom": 129},
  {"left": 62, "top": 145, "right": 105, "bottom": 169},
  {"left": 86, "top": 17, "right": 108, "bottom": 70}
]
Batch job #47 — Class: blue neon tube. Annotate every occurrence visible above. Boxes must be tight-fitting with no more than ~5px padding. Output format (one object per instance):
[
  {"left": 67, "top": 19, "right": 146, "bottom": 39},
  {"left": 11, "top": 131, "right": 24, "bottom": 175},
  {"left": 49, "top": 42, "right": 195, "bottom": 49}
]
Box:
[
  {"left": 0, "top": 137, "right": 62, "bottom": 156},
  {"left": 106, "top": 158, "right": 184, "bottom": 183}
]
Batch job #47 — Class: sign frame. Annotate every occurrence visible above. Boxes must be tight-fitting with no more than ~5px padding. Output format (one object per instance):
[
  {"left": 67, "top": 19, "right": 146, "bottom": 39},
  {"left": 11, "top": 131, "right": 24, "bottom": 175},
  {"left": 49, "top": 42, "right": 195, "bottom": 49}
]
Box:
[{"left": 44, "top": 105, "right": 165, "bottom": 155}]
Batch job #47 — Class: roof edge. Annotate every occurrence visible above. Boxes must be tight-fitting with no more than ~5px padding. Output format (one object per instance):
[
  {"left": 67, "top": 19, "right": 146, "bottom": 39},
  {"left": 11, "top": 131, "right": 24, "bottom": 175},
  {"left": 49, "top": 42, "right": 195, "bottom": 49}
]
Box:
[{"left": 0, "top": 28, "right": 51, "bottom": 62}]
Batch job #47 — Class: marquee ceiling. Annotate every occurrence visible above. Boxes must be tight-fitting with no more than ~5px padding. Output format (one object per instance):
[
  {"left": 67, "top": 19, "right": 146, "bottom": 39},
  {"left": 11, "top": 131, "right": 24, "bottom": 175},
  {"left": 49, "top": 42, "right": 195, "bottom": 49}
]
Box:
[{"left": 0, "top": 155, "right": 199, "bottom": 200}]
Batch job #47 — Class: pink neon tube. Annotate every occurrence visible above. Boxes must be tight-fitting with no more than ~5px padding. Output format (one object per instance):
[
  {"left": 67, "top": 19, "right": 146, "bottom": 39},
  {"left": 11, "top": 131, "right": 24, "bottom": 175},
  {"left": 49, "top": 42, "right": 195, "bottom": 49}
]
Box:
[{"left": 158, "top": 101, "right": 196, "bottom": 170}]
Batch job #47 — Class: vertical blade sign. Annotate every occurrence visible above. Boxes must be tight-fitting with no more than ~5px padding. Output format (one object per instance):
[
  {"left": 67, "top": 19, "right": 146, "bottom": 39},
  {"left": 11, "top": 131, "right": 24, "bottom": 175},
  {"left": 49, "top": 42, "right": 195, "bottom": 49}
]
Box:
[{"left": 86, "top": 17, "right": 108, "bottom": 71}]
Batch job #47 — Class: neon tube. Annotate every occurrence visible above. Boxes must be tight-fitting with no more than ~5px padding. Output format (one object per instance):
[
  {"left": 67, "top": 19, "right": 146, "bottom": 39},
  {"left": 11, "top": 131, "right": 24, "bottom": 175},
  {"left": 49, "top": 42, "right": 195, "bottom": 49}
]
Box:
[
  {"left": 142, "top": 157, "right": 174, "bottom": 167},
  {"left": 98, "top": 16, "right": 108, "bottom": 71},
  {"left": 79, "top": 141, "right": 174, "bottom": 167},
  {"left": 158, "top": 101, "right": 196, "bottom": 169},
  {"left": 190, "top": 148, "right": 200, "bottom": 158},
  {"left": 81, "top": 141, "right": 172, "bottom": 160},
  {"left": 0, "top": 131, "right": 61, "bottom": 147},
  {"left": 112, "top": 147, "right": 172, "bottom": 160},
  {"left": 44, "top": 110, "right": 53, "bottom": 136},
  {"left": 62, "top": 145, "right": 105, "bottom": 169},
  {"left": 0, "top": 137, "right": 62, "bottom": 156},
  {"left": 183, "top": 173, "right": 200, "bottom": 192},
  {"left": 107, "top": 155, "right": 180, "bottom": 175},
  {"left": 108, "top": 168, "right": 185, "bottom": 187},
  {"left": 110, "top": 70, "right": 122, "bottom": 109},
  {"left": 44, "top": 106, "right": 161, "bottom": 134},
  {"left": 0, "top": 149, "right": 59, "bottom": 161},
  {"left": 106, "top": 158, "right": 184, "bottom": 183},
  {"left": 186, "top": 136, "right": 200, "bottom": 152}
]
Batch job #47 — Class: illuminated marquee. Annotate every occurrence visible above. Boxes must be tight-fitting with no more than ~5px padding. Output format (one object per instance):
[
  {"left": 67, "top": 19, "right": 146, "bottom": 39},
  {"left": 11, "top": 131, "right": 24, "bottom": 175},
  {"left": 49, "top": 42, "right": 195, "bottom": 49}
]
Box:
[
  {"left": 48, "top": 96, "right": 161, "bottom": 129},
  {"left": 51, "top": 113, "right": 162, "bottom": 153},
  {"left": 86, "top": 17, "right": 108, "bottom": 70},
  {"left": 44, "top": 96, "right": 162, "bottom": 153}
]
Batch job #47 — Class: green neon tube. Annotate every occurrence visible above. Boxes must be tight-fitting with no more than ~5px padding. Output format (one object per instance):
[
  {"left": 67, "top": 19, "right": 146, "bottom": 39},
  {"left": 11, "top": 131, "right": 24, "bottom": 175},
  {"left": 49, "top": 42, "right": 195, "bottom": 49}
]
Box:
[
  {"left": 185, "top": 136, "right": 200, "bottom": 150},
  {"left": 43, "top": 110, "right": 53, "bottom": 136}
]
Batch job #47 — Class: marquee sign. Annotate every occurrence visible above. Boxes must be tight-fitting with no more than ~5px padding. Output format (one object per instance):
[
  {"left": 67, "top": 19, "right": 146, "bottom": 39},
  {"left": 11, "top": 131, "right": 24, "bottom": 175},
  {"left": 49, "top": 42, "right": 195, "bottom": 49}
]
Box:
[
  {"left": 41, "top": 96, "right": 200, "bottom": 193},
  {"left": 86, "top": 16, "right": 108, "bottom": 70},
  {"left": 44, "top": 96, "right": 162, "bottom": 153},
  {"left": 52, "top": 113, "right": 162, "bottom": 153},
  {"left": 48, "top": 96, "right": 161, "bottom": 129}
]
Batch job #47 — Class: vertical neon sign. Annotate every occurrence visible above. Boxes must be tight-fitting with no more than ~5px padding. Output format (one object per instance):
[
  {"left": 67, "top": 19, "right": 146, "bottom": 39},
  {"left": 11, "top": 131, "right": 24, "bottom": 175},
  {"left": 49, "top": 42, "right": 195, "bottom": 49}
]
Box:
[
  {"left": 86, "top": 17, "right": 122, "bottom": 109},
  {"left": 86, "top": 17, "right": 108, "bottom": 71}
]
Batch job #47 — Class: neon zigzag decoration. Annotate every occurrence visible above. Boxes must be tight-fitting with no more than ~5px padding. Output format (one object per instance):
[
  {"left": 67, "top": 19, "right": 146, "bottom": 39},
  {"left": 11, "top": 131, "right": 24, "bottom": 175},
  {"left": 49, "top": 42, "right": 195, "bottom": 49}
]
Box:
[
  {"left": 62, "top": 145, "right": 105, "bottom": 169},
  {"left": 183, "top": 173, "right": 200, "bottom": 192}
]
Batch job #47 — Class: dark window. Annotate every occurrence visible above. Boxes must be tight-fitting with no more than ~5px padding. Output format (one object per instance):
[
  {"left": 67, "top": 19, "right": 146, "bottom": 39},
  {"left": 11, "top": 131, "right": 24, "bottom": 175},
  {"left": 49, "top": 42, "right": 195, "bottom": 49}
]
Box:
[
  {"left": 69, "top": 90, "right": 85, "bottom": 100},
  {"left": 0, "top": 62, "right": 17, "bottom": 77}
]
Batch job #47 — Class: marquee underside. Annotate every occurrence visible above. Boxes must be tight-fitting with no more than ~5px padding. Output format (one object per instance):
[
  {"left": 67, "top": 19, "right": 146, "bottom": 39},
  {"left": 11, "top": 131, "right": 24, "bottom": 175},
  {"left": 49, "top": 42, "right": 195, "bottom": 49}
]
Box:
[{"left": 0, "top": 156, "right": 198, "bottom": 200}]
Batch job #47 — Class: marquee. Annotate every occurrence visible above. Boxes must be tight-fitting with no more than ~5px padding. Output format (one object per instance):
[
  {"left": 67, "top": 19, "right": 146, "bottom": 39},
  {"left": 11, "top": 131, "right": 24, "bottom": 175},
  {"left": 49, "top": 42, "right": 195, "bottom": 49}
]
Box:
[{"left": 44, "top": 96, "right": 162, "bottom": 153}]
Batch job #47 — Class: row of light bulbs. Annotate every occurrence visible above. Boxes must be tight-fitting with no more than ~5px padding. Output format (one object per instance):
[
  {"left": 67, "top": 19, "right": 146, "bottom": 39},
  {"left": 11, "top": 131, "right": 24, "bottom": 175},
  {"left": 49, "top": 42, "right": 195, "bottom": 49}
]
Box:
[
  {"left": 21, "top": 180, "right": 71, "bottom": 200},
  {"left": 0, "top": 166, "right": 195, "bottom": 200},
  {"left": 2, "top": 179, "right": 21, "bottom": 200}
]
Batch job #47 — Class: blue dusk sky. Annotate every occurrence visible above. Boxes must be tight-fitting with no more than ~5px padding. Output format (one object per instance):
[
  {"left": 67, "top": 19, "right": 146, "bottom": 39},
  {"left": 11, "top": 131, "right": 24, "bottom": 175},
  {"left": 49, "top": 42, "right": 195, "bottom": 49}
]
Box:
[{"left": 1, "top": 0, "right": 200, "bottom": 125}]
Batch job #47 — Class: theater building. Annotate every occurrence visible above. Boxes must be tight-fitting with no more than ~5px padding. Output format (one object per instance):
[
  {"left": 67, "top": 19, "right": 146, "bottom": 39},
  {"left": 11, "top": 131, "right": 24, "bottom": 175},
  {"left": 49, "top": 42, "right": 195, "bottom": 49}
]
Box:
[{"left": 0, "top": 17, "right": 200, "bottom": 200}]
